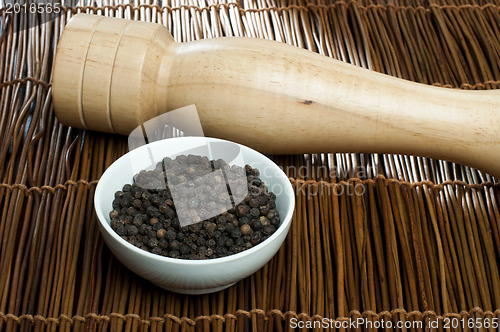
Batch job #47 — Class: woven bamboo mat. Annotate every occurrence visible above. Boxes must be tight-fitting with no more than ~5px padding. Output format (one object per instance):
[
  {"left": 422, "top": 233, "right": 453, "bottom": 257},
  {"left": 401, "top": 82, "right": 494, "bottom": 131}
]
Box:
[{"left": 1, "top": 0, "right": 500, "bottom": 331}]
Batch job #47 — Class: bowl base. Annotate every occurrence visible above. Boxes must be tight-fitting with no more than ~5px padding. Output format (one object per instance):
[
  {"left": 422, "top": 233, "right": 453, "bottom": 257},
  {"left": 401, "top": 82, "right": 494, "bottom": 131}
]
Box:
[{"left": 160, "top": 282, "right": 236, "bottom": 295}]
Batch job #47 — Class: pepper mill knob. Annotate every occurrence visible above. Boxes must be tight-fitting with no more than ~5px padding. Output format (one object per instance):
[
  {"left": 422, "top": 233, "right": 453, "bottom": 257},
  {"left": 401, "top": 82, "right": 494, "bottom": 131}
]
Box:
[{"left": 54, "top": 14, "right": 175, "bottom": 133}]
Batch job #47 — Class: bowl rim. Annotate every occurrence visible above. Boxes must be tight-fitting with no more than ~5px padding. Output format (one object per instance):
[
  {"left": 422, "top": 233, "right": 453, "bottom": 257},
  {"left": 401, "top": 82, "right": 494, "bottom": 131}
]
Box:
[{"left": 94, "top": 136, "right": 295, "bottom": 266}]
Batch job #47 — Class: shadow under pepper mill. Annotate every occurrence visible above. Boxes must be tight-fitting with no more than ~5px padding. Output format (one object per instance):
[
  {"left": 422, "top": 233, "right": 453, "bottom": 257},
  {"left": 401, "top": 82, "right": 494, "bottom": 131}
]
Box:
[{"left": 53, "top": 14, "right": 500, "bottom": 178}]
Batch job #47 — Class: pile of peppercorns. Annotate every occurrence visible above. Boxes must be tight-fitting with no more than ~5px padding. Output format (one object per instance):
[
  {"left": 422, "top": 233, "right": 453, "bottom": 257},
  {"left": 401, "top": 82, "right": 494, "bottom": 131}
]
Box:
[{"left": 109, "top": 154, "right": 280, "bottom": 260}]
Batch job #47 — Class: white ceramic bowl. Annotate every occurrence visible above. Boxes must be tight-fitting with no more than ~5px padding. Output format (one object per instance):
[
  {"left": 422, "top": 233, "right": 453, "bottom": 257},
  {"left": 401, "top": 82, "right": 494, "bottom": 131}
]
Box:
[{"left": 94, "top": 137, "right": 295, "bottom": 294}]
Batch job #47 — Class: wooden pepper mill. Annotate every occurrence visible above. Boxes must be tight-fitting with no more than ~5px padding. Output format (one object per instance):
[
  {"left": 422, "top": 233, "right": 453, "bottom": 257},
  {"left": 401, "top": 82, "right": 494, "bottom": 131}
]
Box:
[{"left": 53, "top": 14, "right": 500, "bottom": 178}]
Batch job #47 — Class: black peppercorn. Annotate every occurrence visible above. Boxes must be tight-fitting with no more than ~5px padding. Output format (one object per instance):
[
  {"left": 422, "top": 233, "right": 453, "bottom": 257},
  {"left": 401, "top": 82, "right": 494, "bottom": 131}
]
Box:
[
  {"left": 171, "top": 217, "right": 180, "bottom": 228},
  {"left": 215, "top": 216, "right": 225, "bottom": 224},
  {"left": 196, "top": 237, "right": 206, "bottom": 247},
  {"left": 116, "top": 225, "right": 127, "bottom": 236},
  {"left": 250, "top": 219, "right": 262, "bottom": 231},
  {"left": 127, "top": 225, "right": 139, "bottom": 236},
  {"left": 159, "top": 238, "right": 168, "bottom": 249},
  {"left": 146, "top": 206, "right": 160, "bottom": 218},
  {"left": 214, "top": 223, "right": 224, "bottom": 233},
  {"left": 259, "top": 205, "right": 270, "bottom": 215},
  {"left": 216, "top": 246, "right": 227, "bottom": 256},
  {"left": 251, "top": 179, "right": 262, "bottom": 187},
  {"left": 151, "top": 194, "right": 160, "bottom": 205},
  {"left": 259, "top": 216, "right": 270, "bottom": 227},
  {"left": 148, "top": 230, "right": 157, "bottom": 239},
  {"left": 110, "top": 209, "right": 119, "bottom": 219},
  {"left": 217, "top": 236, "right": 227, "bottom": 248},
  {"left": 120, "top": 197, "right": 131, "bottom": 207},
  {"left": 249, "top": 186, "right": 260, "bottom": 194},
  {"left": 110, "top": 219, "right": 119, "bottom": 229},
  {"left": 188, "top": 223, "right": 201, "bottom": 233},
  {"left": 249, "top": 198, "right": 259, "bottom": 208},
  {"left": 138, "top": 224, "right": 148, "bottom": 235},
  {"left": 231, "top": 228, "right": 242, "bottom": 239},
  {"left": 251, "top": 231, "right": 262, "bottom": 245},
  {"left": 189, "top": 232, "right": 198, "bottom": 242},
  {"left": 141, "top": 200, "right": 151, "bottom": 211},
  {"left": 132, "top": 188, "right": 142, "bottom": 199},
  {"left": 238, "top": 217, "right": 250, "bottom": 227},
  {"left": 132, "top": 199, "right": 142, "bottom": 209},
  {"left": 225, "top": 238, "right": 234, "bottom": 247},
  {"left": 148, "top": 238, "right": 159, "bottom": 248},
  {"left": 157, "top": 229, "right": 166, "bottom": 239},
  {"left": 185, "top": 238, "right": 194, "bottom": 247},
  {"left": 152, "top": 222, "right": 163, "bottom": 232},
  {"left": 206, "top": 238, "right": 216, "bottom": 248},
  {"left": 225, "top": 223, "right": 235, "bottom": 233},
  {"left": 240, "top": 224, "right": 252, "bottom": 235},
  {"left": 262, "top": 225, "right": 276, "bottom": 235},
  {"left": 180, "top": 244, "right": 190, "bottom": 255},
  {"left": 166, "top": 241, "right": 177, "bottom": 252},
  {"left": 258, "top": 195, "right": 268, "bottom": 206},
  {"left": 250, "top": 208, "right": 260, "bottom": 218},
  {"left": 159, "top": 203, "right": 169, "bottom": 214},
  {"left": 132, "top": 215, "right": 143, "bottom": 227},
  {"left": 236, "top": 205, "right": 249, "bottom": 217},
  {"left": 141, "top": 191, "right": 151, "bottom": 200},
  {"left": 165, "top": 229, "right": 175, "bottom": 241}
]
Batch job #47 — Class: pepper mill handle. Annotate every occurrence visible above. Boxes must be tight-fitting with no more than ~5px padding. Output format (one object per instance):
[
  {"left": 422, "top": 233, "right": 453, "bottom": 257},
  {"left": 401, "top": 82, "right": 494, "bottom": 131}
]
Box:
[{"left": 53, "top": 14, "right": 500, "bottom": 178}]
